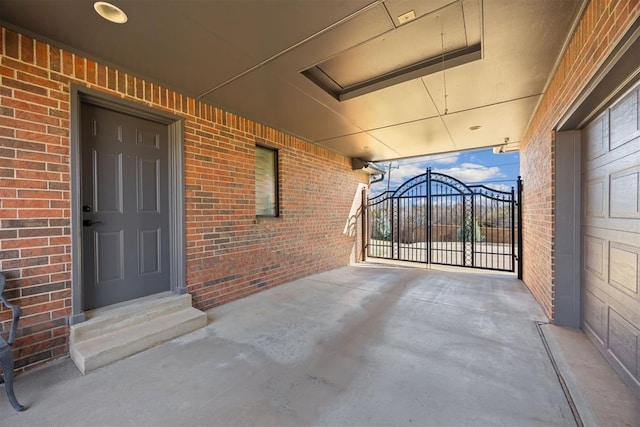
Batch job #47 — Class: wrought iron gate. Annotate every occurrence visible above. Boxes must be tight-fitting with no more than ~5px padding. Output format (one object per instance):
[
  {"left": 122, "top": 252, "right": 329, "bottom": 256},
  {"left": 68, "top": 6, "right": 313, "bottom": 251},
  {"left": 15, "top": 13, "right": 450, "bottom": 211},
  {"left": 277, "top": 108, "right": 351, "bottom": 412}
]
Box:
[{"left": 364, "top": 169, "right": 522, "bottom": 276}]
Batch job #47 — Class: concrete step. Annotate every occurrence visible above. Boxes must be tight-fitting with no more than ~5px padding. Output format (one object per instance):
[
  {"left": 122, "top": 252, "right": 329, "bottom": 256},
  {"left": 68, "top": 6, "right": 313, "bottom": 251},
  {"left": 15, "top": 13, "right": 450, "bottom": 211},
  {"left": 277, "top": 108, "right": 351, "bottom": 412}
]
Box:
[
  {"left": 71, "top": 292, "right": 194, "bottom": 343},
  {"left": 70, "top": 293, "right": 207, "bottom": 374}
]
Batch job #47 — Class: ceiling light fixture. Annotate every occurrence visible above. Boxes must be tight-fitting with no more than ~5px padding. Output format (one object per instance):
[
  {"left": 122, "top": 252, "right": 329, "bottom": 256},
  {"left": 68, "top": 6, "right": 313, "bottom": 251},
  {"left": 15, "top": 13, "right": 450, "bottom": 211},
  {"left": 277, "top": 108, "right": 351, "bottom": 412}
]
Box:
[
  {"left": 469, "top": 125, "right": 481, "bottom": 131},
  {"left": 94, "top": 2, "right": 128, "bottom": 24},
  {"left": 397, "top": 10, "right": 416, "bottom": 25}
]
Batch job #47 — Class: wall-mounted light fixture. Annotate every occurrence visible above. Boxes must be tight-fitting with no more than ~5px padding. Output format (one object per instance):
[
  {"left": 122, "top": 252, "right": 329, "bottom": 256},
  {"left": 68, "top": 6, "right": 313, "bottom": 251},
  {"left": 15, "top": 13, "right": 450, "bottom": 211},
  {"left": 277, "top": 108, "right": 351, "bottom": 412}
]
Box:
[
  {"left": 352, "top": 158, "right": 386, "bottom": 175},
  {"left": 493, "top": 137, "right": 520, "bottom": 154}
]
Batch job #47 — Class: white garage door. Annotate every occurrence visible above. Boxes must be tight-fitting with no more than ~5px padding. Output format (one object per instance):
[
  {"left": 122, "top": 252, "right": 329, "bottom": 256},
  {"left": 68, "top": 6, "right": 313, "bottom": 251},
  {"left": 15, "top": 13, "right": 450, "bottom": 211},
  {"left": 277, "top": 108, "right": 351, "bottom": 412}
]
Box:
[{"left": 581, "top": 80, "right": 640, "bottom": 394}]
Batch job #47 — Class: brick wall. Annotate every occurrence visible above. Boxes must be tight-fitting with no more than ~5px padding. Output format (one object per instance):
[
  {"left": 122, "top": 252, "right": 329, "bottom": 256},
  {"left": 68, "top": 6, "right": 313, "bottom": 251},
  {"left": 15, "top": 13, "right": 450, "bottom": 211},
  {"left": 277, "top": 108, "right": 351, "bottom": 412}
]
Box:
[
  {"left": 0, "top": 27, "right": 368, "bottom": 372},
  {"left": 520, "top": 0, "right": 640, "bottom": 320}
]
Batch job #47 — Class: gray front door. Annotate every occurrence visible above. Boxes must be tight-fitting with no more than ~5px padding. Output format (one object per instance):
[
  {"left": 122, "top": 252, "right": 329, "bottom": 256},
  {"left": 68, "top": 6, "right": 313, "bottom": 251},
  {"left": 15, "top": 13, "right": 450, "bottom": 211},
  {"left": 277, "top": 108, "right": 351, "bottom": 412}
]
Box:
[{"left": 81, "top": 103, "right": 170, "bottom": 310}]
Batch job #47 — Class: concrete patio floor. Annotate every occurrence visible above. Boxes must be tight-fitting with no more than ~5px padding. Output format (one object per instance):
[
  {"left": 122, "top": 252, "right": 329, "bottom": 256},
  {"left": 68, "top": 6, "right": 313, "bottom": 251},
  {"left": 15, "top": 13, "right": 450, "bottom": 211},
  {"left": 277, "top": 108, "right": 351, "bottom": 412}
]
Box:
[{"left": 0, "top": 263, "right": 637, "bottom": 426}]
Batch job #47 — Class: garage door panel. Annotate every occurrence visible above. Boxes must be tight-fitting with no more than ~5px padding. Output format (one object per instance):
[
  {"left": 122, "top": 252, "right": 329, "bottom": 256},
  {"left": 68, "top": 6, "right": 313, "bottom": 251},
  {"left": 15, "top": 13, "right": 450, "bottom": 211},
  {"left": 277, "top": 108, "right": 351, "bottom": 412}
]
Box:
[
  {"left": 583, "top": 150, "right": 640, "bottom": 227},
  {"left": 586, "top": 272, "right": 640, "bottom": 328},
  {"left": 609, "top": 89, "right": 639, "bottom": 151},
  {"left": 609, "top": 166, "right": 640, "bottom": 219},
  {"left": 583, "top": 275, "right": 614, "bottom": 304},
  {"left": 609, "top": 241, "right": 639, "bottom": 295},
  {"left": 581, "top": 80, "right": 640, "bottom": 396},
  {"left": 584, "top": 232, "right": 640, "bottom": 298},
  {"left": 607, "top": 307, "right": 639, "bottom": 380},
  {"left": 586, "top": 279, "right": 632, "bottom": 312},
  {"left": 582, "top": 225, "right": 639, "bottom": 238},
  {"left": 583, "top": 138, "right": 639, "bottom": 180},
  {"left": 583, "top": 217, "right": 640, "bottom": 233},
  {"left": 583, "top": 289, "right": 606, "bottom": 342},
  {"left": 584, "top": 176, "right": 606, "bottom": 218},
  {"left": 583, "top": 111, "right": 608, "bottom": 160},
  {"left": 584, "top": 134, "right": 639, "bottom": 172},
  {"left": 584, "top": 277, "right": 640, "bottom": 357},
  {"left": 605, "top": 282, "right": 640, "bottom": 325},
  {"left": 584, "top": 234, "right": 606, "bottom": 280}
]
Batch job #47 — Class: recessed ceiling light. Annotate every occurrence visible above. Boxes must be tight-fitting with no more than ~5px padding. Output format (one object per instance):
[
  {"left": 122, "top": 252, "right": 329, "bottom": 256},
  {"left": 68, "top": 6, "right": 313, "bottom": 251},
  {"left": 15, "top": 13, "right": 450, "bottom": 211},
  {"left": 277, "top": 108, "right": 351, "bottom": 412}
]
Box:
[
  {"left": 94, "top": 2, "right": 128, "bottom": 24},
  {"left": 469, "top": 125, "right": 481, "bottom": 131}
]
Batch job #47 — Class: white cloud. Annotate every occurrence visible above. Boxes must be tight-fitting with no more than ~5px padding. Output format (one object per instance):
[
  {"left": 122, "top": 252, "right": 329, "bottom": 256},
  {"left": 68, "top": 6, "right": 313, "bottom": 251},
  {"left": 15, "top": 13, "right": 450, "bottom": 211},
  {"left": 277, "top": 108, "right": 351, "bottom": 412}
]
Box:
[
  {"left": 389, "top": 164, "right": 429, "bottom": 185},
  {"left": 423, "top": 152, "right": 460, "bottom": 165},
  {"left": 384, "top": 153, "right": 460, "bottom": 184},
  {"left": 433, "top": 162, "right": 504, "bottom": 183}
]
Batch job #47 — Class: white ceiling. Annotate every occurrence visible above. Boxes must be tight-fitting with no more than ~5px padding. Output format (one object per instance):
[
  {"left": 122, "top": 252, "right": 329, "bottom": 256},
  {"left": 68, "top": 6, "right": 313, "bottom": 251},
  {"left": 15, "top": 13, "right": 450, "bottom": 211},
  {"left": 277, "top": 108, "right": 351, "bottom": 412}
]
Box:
[{"left": 0, "top": 0, "right": 586, "bottom": 161}]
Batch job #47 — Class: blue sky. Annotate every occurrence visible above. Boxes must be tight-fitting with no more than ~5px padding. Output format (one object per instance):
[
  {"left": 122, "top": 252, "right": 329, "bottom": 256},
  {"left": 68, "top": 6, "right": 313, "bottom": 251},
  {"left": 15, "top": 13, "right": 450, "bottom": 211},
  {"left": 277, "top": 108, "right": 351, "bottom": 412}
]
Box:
[{"left": 370, "top": 147, "right": 520, "bottom": 194}]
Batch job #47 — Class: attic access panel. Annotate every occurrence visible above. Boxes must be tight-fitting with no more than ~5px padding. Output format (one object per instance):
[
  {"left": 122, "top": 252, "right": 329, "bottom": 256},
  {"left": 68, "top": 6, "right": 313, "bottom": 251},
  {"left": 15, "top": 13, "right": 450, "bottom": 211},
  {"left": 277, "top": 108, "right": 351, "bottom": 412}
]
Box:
[{"left": 302, "top": 1, "right": 482, "bottom": 101}]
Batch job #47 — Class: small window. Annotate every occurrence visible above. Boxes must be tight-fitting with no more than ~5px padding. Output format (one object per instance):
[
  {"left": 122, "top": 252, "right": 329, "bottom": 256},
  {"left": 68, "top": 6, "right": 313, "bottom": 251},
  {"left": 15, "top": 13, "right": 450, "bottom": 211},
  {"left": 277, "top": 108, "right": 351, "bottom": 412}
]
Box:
[{"left": 255, "top": 145, "right": 279, "bottom": 217}]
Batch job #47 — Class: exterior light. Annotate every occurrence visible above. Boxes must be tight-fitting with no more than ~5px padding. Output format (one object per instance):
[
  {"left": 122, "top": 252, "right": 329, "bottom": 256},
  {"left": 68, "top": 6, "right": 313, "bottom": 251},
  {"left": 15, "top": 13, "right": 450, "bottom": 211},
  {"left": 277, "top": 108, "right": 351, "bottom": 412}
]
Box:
[
  {"left": 352, "top": 158, "right": 385, "bottom": 175},
  {"left": 397, "top": 10, "right": 416, "bottom": 25},
  {"left": 493, "top": 138, "right": 520, "bottom": 154},
  {"left": 94, "top": 2, "right": 128, "bottom": 24}
]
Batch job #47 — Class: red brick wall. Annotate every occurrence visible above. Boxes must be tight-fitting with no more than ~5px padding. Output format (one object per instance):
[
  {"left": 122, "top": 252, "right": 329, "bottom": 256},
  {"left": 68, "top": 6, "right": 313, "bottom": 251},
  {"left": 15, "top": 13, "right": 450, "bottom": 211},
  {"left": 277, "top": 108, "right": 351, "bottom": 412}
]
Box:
[
  {"left": 520, "top": 0, "right": 640, "bottom": 320},
  {"left": 0, "top": 27, "right": 368, "bottom": 372}
]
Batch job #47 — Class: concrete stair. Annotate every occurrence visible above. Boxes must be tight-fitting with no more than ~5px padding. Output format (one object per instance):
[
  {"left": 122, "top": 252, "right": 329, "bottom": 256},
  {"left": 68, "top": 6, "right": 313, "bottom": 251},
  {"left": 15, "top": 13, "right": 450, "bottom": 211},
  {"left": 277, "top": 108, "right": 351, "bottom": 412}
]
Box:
[{"left": 70, "top": 292, "right": 207, "bottom": 374}]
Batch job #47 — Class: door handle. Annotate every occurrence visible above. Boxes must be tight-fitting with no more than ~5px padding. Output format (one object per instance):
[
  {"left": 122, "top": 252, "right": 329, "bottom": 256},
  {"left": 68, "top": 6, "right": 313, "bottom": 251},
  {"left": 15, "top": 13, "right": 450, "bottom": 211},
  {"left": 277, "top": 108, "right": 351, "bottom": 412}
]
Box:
[{"left": 83, "top": 219, "right": 103, "bottom": 227}]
